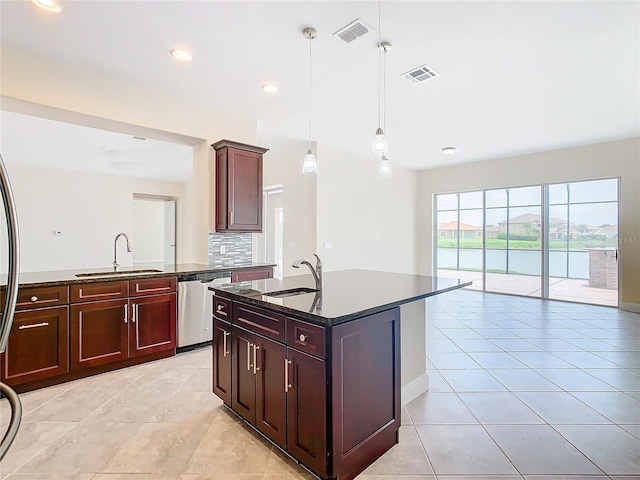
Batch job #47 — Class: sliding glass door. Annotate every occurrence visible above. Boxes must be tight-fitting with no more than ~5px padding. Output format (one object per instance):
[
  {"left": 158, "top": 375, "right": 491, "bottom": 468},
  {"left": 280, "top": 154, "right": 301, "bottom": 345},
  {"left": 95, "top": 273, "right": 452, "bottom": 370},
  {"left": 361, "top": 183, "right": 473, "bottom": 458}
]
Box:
[{"left": 434, "top": 178, "right": 619, "bottom": 307}]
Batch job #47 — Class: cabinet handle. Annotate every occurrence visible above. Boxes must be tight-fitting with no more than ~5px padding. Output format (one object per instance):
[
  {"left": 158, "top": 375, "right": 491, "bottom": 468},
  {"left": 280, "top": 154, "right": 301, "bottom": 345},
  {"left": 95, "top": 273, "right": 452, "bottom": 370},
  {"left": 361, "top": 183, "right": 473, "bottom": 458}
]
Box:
[
  {"left": 253, "top": 344, "right": 260, "bottom": 375},
  {"left": 132, "top": 303, "right": 137, "bottom": 323},
  {"left": 30, "top": 295, "right": 38, "bottom": 302},
  {"left": 216, "top": 304, "right": 227, "bottom": 316},
  {"left": 284, "top": 359, "right": 292, "bottom": 392},
  {"left": 223, "top": 330, "right": 230, "bottom": 357},
  {"left": 247, "top": 342, "right": 253, "bottom": 370},
  {"left": 19, "top": 322, "right": 49, "bottom": 330},
  {"left": 124, "top": 304, "right": 128, "bottom": 324},
  {"left": 299, "top": 333, "right": 306, "bottom": 343}
]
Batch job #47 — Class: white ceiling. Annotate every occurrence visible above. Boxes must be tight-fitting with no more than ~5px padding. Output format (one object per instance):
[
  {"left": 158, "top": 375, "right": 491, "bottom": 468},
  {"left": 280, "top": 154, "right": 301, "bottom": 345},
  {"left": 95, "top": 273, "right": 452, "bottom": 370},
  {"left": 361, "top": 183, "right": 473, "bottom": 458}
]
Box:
[{"left": 1, "top": 0, "right": 638, "bottom": 172}]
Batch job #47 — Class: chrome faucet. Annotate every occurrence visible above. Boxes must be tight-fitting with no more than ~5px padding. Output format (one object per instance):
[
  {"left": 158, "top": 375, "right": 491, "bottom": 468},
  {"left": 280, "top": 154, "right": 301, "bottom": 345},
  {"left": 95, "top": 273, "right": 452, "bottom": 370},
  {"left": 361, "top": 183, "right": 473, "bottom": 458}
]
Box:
[
  {"left": 292, "top": 254, "right": 322, "bottom": 290},
  {"left": 113, "top": 232, "right": 133, "bottom": 268}
]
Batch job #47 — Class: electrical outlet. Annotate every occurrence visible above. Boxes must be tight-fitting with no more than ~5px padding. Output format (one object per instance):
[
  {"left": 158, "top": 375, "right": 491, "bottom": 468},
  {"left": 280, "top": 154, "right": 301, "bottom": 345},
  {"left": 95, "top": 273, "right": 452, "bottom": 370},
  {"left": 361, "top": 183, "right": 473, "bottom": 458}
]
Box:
[{"left": 220, "top": 245, "right": 226, "bottom": 254}]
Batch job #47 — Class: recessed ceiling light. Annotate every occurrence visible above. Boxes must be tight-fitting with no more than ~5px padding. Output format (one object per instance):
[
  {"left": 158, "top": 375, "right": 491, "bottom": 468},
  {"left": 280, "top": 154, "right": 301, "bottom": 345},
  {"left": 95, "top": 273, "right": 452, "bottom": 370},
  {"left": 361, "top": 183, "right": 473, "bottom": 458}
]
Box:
[
  {"left": 29, "top": 0, "right": 63, "bottom": 13},
  {"left": 442, "top": 147, "right": 456, "bottom": 155},
  {"left": 170, "top": 49, "right": 192, "bottom": 62},
  {"left": 261, "top": 84, "right": 278, "bottom": 94}
]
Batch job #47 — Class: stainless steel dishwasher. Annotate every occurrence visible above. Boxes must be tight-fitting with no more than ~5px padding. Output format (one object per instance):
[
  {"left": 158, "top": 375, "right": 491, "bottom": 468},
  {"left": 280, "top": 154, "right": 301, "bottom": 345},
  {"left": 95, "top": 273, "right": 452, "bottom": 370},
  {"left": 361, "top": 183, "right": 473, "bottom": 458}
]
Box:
[{"left": 177, "top": 271, "right": 231, "bottom": 349}]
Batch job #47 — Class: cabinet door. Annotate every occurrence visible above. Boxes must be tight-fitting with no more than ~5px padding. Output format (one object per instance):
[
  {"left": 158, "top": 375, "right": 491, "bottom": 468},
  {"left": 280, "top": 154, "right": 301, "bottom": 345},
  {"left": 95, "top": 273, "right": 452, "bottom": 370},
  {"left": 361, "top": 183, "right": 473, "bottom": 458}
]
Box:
[
  {"left": 1, "top": 306, "right": 69, "bottom": 385},
  {"left": 213, "top": 317, "right": 232, "bottom": 405},
  {"left": 255, "top": 335, "right": 286, "bottom": 449},
  {"left": 287, "top": 348, "right": 327, "bottom": 477},
  {"left": 70, "top": 299, "right": 128, "bottom": 370},
  {"left": 231, "top": 325, "right": 256, "bottom": 423},
  {"left": 130, "top": 293, "right": 177, "bottom": 357}
]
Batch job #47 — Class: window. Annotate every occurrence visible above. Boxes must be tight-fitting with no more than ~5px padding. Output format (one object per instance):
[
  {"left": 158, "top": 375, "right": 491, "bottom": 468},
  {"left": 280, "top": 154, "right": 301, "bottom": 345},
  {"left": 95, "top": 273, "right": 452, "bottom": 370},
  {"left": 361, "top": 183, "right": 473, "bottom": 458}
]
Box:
[{"left": 434, "top": 178, "right": 619, "bottom": 306}]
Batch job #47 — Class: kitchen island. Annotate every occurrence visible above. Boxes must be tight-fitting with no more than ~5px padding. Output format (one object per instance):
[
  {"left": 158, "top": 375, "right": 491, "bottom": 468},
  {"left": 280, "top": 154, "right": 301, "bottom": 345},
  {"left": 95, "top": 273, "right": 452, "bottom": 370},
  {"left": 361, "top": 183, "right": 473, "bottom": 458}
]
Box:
[{"left": 210, "top": 269, "right": 470, "bottom": 480}]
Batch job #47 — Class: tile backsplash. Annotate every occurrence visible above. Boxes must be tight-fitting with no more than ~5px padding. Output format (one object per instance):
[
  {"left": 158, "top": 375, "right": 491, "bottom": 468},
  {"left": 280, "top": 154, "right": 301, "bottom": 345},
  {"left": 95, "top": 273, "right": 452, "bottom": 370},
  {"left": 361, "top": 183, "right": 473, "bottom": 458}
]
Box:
[{"left": 208, "top": 233, "right": 253, "bottom": 267}]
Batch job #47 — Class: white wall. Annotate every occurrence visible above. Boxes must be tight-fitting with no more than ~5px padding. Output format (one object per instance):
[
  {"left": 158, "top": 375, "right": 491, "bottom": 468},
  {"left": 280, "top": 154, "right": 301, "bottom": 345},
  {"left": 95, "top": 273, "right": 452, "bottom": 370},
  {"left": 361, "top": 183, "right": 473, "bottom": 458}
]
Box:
[
  {"left": 316, "top": 143, "right": 418, "bottom": 274},
  {"left": 1, "top": 47, "right": 258, "bottom": 266},
  {"left": 257, "top": 126, "right": 317, "bottom": 277},
  {"left": 417, "top": 137, "right": 640, "bottom": 310},
  {"left": 2, "top": 164, "right": 183, "bottom": 273}
]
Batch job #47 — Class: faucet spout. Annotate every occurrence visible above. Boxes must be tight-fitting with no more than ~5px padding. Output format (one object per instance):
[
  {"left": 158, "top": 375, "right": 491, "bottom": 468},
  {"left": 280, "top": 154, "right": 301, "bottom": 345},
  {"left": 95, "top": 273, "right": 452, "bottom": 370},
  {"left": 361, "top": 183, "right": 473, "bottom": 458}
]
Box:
[
  {"left": 292, "top": 254, "right": 323, "bottom": 290},
  {"left": 113, "top": 232, "right": 133, "bottom": 268}
]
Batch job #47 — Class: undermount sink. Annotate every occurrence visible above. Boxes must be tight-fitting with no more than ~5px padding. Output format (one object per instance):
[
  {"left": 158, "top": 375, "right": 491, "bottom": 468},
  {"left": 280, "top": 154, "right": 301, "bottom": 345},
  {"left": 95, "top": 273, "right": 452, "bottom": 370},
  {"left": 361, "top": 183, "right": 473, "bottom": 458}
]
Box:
[
  {"left": 74, "top": 269, "right": 162, "bottom": 278},
  {"left": 263, "top": 287, "right": 319, "bottom": 298}
]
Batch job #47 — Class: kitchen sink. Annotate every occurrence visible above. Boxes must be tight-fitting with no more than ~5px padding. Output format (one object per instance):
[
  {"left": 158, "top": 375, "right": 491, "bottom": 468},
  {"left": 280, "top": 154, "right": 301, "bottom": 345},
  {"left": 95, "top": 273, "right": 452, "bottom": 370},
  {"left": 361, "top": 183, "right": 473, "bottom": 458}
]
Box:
[
  {"left": 263, "top": 287, "right": 319, "bottom": 298},
  {"left": 74, "top": 269, "right": 163, "bottom": 278}
]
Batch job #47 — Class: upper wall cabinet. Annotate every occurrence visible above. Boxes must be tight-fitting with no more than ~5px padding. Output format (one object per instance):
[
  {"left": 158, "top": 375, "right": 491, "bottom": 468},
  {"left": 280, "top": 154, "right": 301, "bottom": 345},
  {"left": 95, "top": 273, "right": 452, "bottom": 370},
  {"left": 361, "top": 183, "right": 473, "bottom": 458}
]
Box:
[{"left": 211, "top": 140, "right": 268, "bottom": 233}]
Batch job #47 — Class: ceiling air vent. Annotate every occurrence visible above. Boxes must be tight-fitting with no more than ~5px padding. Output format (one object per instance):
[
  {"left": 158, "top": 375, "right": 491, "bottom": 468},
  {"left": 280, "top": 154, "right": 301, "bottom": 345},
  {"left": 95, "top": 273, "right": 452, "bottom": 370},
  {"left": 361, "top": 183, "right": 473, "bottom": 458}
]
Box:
[
  {"left": 403, "top": 65, "right": 439, "bottom": 83},
  {"left": 333, "top": 19, "right": 372, "bottom": 43}
]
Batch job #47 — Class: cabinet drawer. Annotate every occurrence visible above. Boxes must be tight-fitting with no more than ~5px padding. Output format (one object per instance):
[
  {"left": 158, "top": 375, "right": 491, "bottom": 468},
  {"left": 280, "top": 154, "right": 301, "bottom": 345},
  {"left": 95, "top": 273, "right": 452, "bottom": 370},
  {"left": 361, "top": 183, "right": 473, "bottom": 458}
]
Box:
[
  {"left": 2, "top": 285, "right": 69, "bottom": 311},
  {"left": 213, "top": 296, "right": 231, "bottom": 320},
  {"left": 287, "top": 318, "right": 326, "bottom": 359},
  {"left": 231, "top": 268, "right": 272, "bottom": 283},
  {"left": 233, "top": 302, "right": 285, "bottom": 343},
  {"left": 70, "top": 281, "right": 128, "bottom": 303},
  {"left": 130, "top": 277, "right": 177, "bottom": 297}
]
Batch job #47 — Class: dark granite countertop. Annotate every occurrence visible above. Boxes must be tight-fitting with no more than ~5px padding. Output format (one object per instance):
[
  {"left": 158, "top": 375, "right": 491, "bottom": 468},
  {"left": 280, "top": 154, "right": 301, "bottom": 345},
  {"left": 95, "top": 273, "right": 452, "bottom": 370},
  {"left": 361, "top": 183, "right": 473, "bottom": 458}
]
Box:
[
  {"left": 0, "top": 262, "right": 275, "bottom": 288},
  {"left": 211, "top": 269, "right": 471, "bottom": 326}
]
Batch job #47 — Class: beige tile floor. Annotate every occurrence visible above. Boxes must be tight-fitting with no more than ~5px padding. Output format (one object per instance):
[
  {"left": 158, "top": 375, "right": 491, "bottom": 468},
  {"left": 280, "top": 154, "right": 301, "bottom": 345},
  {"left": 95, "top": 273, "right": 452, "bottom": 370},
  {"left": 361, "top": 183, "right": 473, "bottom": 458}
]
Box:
[{"left": 1, "top": 289, "right": 639, "bottom": 479}]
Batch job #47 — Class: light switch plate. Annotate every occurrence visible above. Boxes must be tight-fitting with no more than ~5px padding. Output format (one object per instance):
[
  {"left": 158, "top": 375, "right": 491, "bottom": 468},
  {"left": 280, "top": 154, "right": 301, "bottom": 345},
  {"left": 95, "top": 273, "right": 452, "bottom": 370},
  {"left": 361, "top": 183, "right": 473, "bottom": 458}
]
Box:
[{"left": 324, "top": 242, "right": 334, "bottom": 249}]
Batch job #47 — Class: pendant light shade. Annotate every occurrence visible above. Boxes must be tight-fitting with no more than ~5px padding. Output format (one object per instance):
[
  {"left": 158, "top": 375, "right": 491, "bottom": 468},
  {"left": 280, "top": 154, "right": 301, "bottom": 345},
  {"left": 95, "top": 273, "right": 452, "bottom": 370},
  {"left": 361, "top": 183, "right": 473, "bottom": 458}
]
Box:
[
  {"left": 302, "top": 148, "right": 318, "bottom": 174},
  {"left": 302, "top": 27, "right": 318, "bottom": 175},
  {"left": 377, "top": 155, "right": 393, "bottom": 179},
  {"left": 371, "top": 127, "right": 389, "bottom": 158}
]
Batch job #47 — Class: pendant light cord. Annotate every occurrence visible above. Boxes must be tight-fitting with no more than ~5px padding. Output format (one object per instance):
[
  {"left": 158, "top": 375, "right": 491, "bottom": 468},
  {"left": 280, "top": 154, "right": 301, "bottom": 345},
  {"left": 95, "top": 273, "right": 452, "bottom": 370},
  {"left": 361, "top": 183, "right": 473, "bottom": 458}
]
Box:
[
  {"left": 377, "top": 0, "right": 382, "bottom": 129},
  {"left": 308, "top": 33, "right": 312, "bottom": 151}
]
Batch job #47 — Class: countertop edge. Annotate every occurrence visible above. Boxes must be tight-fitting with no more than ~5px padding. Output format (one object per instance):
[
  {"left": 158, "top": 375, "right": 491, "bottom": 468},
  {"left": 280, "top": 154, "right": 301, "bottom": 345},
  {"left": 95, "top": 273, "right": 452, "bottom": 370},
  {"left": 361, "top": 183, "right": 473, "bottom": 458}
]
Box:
[
  {"left": 212, "top": 279, "right": 472, "bottom": 327},
  {"left": 1, "top": 263, "right": 276, "bottom": 289}
]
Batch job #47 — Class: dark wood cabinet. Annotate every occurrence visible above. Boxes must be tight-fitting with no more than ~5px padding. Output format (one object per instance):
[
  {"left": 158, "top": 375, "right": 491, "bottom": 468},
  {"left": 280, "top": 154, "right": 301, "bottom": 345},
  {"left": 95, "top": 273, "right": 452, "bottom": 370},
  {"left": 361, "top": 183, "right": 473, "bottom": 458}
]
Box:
[
  {"left": 1, "top": 306, "right": 69, "bottom": 385},
  {"left": 231, "top": 267, "right": 273, "bottom": 283},
  {"left": 2, "top": 275, "right": 178, "bottom": 392},
  {"left": 211, "top": 139, "right": 268, "bottom": 233},
  {"left": 71, "top": 278, "right": 176, "bottom": 369},
  {"left": 212, "top": 295, "right": 400, "bottom": 480},
  {"left": 129, "top": 293, "right": 176, "bottom": 357},
  {"left": 287, "top": 347, "right": 327, "bottom": 476},
  {"left": 231, "top": 324, "right": 257, "bottom": 421},
  {"left": 255, "top": 333, "right": 287, "bottom": 449},
  {"left": 70, "top": 298, "right": 129, "bottom": 370},
  {"left": 212, "top": 317, "right": 232, "bottom": 405}
]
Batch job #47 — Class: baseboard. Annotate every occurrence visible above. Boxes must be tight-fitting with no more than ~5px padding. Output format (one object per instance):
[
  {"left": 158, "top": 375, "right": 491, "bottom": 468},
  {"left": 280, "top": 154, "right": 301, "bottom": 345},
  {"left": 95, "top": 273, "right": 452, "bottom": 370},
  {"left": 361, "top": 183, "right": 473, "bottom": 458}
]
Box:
[
  {"left": 401, "top": 372, "right": 429, "bottom": 406},
  {"left": 621, "top": 302, "right": 640, "bottom": 313}
]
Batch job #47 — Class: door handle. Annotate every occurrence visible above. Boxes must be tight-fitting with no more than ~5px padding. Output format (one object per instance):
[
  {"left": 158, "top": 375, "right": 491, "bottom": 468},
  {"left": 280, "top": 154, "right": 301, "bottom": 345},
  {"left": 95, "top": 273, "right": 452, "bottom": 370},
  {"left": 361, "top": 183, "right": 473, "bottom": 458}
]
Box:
[
  {"left": 223, "top": 330, "right": 230, "bottom": 357},
  {"left": 124, "top": 304, "right": 128, "bottom": 323},
  {"left": 247, "top": 342, "right": 253, "bottom": 370},
  {"left": 253, "top": 344, "right": 260, "bottom": 375},
  {"left": 284, "top": 359, "right": 292, "bottom": 392}
]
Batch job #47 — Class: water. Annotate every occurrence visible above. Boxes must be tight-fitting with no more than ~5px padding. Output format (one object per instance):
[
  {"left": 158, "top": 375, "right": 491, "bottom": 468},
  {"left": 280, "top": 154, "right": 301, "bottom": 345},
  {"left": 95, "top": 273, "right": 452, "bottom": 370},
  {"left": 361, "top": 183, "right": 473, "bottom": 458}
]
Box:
[{"left": 437, "top": 248, "right": 589, "bottom": 279}]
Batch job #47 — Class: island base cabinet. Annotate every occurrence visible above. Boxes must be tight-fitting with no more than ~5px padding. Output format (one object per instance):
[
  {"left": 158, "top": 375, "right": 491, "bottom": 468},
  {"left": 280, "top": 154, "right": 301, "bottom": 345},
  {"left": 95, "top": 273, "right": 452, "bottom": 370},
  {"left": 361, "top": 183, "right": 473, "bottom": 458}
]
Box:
[
  {"left": 255, "top": 334, "right": 287, "bottom": 449},
  {"left": 213, "top": 296, "right": 400, "bottom": 480},
  {"left": 1, "top": 306, "right": 69, "bottom": 385},
  {"left": 330, "top": 307, "right": 401, "bottom": 479},
  {"left": 213, "top": 318, "right": 232, "bottom": 405},
  {"left": 231, "top": 325, "right": 288, "bottom": 449},
  {"left": 231, "top": 326, "right": 257, "bottom": 421},
  {"left": 287, "top": 348, "right": 327, "bottom": 478}
]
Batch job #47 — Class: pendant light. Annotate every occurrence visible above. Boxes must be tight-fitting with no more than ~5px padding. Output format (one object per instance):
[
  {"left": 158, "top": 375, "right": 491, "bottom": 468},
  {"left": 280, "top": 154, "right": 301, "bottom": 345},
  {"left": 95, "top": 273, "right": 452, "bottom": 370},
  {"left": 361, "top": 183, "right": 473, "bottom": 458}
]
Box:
[
  {"left": 302, "top": 27, "right": 318, "bottom": 174},
  {"left": 372, "top": 1, "right": 393, "bottom": 179}
]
